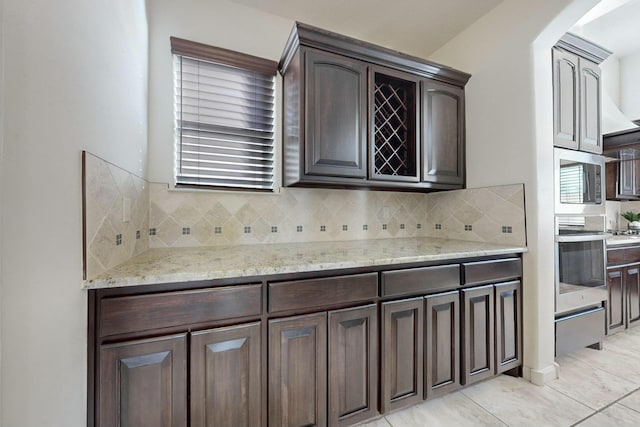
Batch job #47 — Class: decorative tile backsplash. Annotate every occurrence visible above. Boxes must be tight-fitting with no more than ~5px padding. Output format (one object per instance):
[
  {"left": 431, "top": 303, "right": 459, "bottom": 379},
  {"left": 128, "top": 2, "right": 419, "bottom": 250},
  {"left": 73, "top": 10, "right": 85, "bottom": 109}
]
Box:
[
  {"left": 83, "top": 150, "right": 526, "bottom": 276},
  {"left": 83, "top": 152, "right": 149, "bottom": 279},
  {"left": 424, "top": 184, "right": 526, "bottom": 245},
  {"left": 148, "top": 183, "right": 429, "bottom": 247}
]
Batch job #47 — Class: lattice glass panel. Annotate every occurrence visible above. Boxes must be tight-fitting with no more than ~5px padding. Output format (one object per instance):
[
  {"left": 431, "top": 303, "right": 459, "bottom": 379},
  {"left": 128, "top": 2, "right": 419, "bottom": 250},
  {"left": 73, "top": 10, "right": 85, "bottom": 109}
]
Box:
[{"left": 373, "top": 74, "right": 417, "bottom": 177}]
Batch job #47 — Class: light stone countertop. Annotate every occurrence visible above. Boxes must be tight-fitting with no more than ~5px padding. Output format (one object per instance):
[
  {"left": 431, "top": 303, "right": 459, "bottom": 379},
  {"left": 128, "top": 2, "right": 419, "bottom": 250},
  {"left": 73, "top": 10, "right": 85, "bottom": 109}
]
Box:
[
  {"left": 83, "top": 237, "right": 527, "bottom": 289},
  {"left": 607, "top": 235, "right": 640, "bottom": 247}
]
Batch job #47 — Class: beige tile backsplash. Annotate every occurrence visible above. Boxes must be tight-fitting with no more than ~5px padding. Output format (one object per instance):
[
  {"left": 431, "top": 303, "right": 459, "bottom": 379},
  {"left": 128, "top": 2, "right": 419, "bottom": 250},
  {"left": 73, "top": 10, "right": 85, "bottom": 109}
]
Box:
[
  {"left": 83, "top": 152, "right": 149, "bottom": 279},
  {"left": 83, "top": 151, "right": 526, "bottom": 278}
]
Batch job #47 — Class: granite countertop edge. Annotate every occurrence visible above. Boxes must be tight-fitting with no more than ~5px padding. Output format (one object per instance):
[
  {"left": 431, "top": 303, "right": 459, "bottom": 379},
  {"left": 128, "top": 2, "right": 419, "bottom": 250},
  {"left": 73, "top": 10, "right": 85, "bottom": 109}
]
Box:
[{"left": 83, "top": 237, "right": 528, "bottom": 290}]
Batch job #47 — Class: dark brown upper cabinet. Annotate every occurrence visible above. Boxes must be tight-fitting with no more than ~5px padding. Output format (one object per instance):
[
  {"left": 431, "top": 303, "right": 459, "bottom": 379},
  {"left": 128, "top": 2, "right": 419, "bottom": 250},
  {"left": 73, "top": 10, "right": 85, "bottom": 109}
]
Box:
[
  {"left": 552, "top": 33, "right": 610, "bottom": 154},
  {"left": 280, "top": 22, "right": 470, "bottom": 191},
  {"left": 423, "top": 80, "right": 465, "bottom": 185}
]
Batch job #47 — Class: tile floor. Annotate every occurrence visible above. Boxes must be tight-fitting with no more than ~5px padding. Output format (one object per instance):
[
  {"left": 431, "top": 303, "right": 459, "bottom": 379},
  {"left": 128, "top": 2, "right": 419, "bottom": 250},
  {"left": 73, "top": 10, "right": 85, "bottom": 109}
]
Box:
[{"left": 358, "top": 326, "right": 640, "bottom": 427}]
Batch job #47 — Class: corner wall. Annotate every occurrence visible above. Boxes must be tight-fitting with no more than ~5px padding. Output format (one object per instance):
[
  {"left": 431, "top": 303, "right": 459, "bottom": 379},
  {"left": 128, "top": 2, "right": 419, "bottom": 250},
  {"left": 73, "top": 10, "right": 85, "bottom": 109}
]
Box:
[
  {"left": 0, "top": 0, "right": 148, "bottom": 425},
  {"left": 429, "top": 0, "right": 599, "bottom": 384}
]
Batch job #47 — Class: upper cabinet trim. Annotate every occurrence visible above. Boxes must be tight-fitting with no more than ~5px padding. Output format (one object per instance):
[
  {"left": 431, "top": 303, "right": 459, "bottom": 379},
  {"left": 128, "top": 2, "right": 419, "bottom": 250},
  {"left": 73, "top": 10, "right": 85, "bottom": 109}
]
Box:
[
  {"left": 555, "top": 32, "right": 612, "bottom": 65},
  {"left": 279, "top": 22, "right": 471, "bottom": 87}
]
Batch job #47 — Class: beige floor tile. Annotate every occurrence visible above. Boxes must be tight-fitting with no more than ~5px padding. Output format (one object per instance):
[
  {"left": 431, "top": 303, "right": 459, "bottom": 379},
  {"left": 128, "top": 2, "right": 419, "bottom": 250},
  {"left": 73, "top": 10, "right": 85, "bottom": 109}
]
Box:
[
  {"left": 618, "top": 389, "right": 640, "bottom": 412},
  {"left": 575, "top": 403, "right": 640, "bottom": 426},
  {"left": 567, "top": 345, "right": 640, "bottom": 383},
  {"left": 384, "top": 391, "right": 506, "bottom": 427},
  {"left": 353, "top": 416, "right": 392, "bottom": 427},
  {"left": 549, "top": 356, "right": 638, "bottom": 410},
  {"left": 461, "top": 375, "right": 593, "bottom": 427}
]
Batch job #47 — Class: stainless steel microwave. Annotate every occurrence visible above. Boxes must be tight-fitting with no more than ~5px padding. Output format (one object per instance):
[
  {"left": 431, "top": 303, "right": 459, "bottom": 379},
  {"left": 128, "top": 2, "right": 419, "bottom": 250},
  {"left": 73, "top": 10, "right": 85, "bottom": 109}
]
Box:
[{"left": 554, "top": 147, "right": 605, "bottom": 215}]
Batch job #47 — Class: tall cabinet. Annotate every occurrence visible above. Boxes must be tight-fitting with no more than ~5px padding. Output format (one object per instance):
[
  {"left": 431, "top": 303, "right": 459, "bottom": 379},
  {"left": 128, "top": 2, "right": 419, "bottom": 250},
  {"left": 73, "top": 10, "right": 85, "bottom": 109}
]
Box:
[{"left": 552, "top": 33, "right": 611, "bottom": 154}]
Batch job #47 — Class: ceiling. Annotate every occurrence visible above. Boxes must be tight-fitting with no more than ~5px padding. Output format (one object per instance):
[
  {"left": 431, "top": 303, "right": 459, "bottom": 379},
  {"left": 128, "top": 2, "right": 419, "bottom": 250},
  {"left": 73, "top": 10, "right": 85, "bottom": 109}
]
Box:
[
  {"left": 227, "top": 0, "right": 503, "bottom": 58},
  {"left": 572, "top": 0, "right": 640, "bottom": 58}
]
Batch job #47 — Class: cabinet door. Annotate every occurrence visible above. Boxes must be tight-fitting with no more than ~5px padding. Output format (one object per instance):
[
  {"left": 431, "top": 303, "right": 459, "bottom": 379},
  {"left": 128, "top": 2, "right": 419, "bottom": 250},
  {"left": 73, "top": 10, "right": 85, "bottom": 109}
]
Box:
[
  {"left": 495, "top": 281, "right": 522, "bottom": 373},
  {"left": 381, "top": 297, "right": 424, "bottom": 413},
  {"left": 370, "top": 66, "right": 420, "bottom": 183},
  {"left": 190, "top": 322, "right": 262, "bottom": 427},
  {"left": 422, "top": 80, "right": 464, "bottom": 186},
  {"left": 99, "top": 334, "right": 187, "bottom": 427},
  {"left": 607, "top": 267, "right": 626, "bottom": 334},
  {"left": 626, "top": 265, "right": 640, "bottom": 328},
  {"left": 328, "top": 305, "right": 378, "bottom": 427},
  {"left": 552, "top": 48, "right": 579, "bottom": 150},
  {"left": 424, "top": 291, "right": 460, "bottom": 399},
  {"left": 269, "top": 313, "right": 327, "bottom": 427},
  {"left": 461, "top": 285, "right": 495, "bottom": 385},
  {"left": 579, "top": 57, "right": 602, "bottom": 154},
  {"left": 304, "top": 48, "right": 367, "bottom": 179}
]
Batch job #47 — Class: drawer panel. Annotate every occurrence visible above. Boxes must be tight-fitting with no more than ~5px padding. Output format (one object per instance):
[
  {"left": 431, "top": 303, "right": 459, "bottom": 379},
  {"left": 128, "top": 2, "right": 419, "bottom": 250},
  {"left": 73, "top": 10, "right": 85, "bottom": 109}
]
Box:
[
  {"left": 555, "top": 307, "right": 605, "bottom": 356},
  {"left": 462, "top": 258, "right": 521, "bottom": 286},
  {"left": 100, "top": 284, "right": 262, "bottom": 337},
  {"left": 269, "top": 273, "right": 378, "bottom": 313},
  {"left": 381, "top": 264, "right": 460, "bottom": 297},
  {"left": 607, "top": 246, "right": 640, "bottom": 265}
]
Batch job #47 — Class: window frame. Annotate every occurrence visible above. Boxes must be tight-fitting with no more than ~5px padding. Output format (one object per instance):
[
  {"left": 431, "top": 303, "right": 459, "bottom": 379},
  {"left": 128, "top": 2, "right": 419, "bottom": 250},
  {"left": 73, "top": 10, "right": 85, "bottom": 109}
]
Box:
[{"left": 170, "top": 37, "right": 278, "bottom": 192}]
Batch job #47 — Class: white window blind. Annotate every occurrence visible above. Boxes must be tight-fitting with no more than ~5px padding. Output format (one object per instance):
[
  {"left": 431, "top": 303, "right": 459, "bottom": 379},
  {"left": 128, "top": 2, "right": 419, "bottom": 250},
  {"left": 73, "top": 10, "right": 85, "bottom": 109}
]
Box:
[{"left": 172, "top": 38, "right": 276, "bottom": 191}]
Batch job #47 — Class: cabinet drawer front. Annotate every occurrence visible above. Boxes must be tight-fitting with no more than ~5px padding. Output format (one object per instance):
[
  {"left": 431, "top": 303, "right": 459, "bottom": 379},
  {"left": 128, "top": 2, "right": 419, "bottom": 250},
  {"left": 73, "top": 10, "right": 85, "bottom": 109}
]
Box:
[
  {"left": 463, "top": 258, "right": 521, "bottom": 286},
  {"left": 269, "top": 273, "right": 378, "bottom": 313},
  {"left": 100, "top": 284, "right": 262, "bottom": 337},
  {"left": 555, "top": 307, "right": 605, "bottom": 356},
  {"left": 382, "top": 265, "right": 459, "bottom": 297},
  {"left": 607, "top": 246, "right": 640, "bottom": 265}
]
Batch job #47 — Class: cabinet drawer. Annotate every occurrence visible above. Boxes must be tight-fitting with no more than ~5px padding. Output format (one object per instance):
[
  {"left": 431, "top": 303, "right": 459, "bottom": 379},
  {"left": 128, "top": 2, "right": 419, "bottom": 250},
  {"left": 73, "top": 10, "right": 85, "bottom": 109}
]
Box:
[
  {"left": 555, "top": 307, "right": 605, "bottom": 356},
  {"left": 100, "top": 284, "right": 262, "bottom": 337},
  {"left": 607, "top": 246, "right": 640, "bottom": 265},
  {"left": 462, "top": 258, "right": 521, "bottom": 286},
  {"left": 269, "top": 273, "right": 378, "bottom": 313},
  {"left": 381, "top": 265, "right": 459, "bottom": 297}
]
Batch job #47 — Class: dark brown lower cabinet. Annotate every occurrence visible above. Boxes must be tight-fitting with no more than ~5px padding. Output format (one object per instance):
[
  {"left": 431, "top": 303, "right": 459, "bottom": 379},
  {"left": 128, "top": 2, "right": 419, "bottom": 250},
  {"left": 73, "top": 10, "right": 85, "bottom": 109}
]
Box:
[
  {"left": 461, "top": 285, "right": 495, "bottom": 385},
  {"left": 627, "top": 266, "right": 640, "bottom": 328},
  {"left": 495, "top": 281, "right": 522, "bottom": 373},
  {"left": 99, "top": 334, "right": 187, "bottom": 427},
  {"left": 190, "top": 322, "right": 263, "bottom": 427},
  {"left": 424, "top": 291, "right": 460, "bottom": 399},
  {"left": 269, "top": 313, "right": 328, "bottom": 427},
  {"left": 607, "top": 264, "right": 640, "bottom": 333},
  {"left": 607, "top": 267, "right": 625, "bottom": 334},
  {"left": 381, "top": 297, "right": 424, "bottom": 413},
  {"left": 328, "top": 305, "right": 378, "bottom": 427}
]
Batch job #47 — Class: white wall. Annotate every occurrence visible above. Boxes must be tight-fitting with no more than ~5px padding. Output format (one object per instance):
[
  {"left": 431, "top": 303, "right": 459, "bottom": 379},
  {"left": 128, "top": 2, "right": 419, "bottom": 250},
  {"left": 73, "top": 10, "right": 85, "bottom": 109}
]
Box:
[
  {"left": 147, "top": 0, "right": 293, "bottom": 184},
  {"left": 430, "top": 0, "right": 598, "bottom": 384},
  {"left": 620, "top": 51, "right": 640, "bottom": 121},
  {"left": 0, "top": 0, "right": 4, "bottom": 420},
  {"left": 0, "top": 0, "right": 148, "bottom": 426}
]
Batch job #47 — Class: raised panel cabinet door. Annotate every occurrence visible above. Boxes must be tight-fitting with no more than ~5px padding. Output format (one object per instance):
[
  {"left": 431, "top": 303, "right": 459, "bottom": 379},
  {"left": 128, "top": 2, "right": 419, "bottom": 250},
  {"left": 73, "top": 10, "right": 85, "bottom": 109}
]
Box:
[
  {"left": 381, "top": 297, "right": 424, "bottom": 413},
  {"left": 422, "top": 79, "right": 464, "bottom": 186},
  {"left": 579, "top": 57, "right": 602, "bottom": 154},
  {"left": 99, "top": 334, "right": 187, "bottom": 427},
  {"left": 461, "top": 285, "right": 495, "bottom": 385},
  {"left": 626, "top": 266, "right": 640, "bottom": 328},
  {"left": 424, "top": 291, "right": 460, "bottom": 400},
  {"left": 304, "top": 48, "right": 367, "bottom": 179},
  {"left": 607, "top": 268, "right": 626, "bottom": 334},
  {"left": 495, "top": 281, "right": 522, "bottom": 373},
  {"left": 190, "top": 322, "right": 262, "bottom": 427},
  {"left": 552, "top": 48, "right": 579, "bottom": 150},
  {"left": 269, "top": 313, "right": 327, "bottom": 427},
  {"left": 328, "top": 304, "right": 378, "bottom": 427}
]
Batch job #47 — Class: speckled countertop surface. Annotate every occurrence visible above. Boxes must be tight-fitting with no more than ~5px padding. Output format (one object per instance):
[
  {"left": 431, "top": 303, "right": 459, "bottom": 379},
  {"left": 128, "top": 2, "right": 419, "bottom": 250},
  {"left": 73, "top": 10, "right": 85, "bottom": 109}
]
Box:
[
  {"left": 83, "top": 237, "right": 527, "bottom": 289},
  {"left": 607, "top": 235, "right": 640, "bottom": 246}
]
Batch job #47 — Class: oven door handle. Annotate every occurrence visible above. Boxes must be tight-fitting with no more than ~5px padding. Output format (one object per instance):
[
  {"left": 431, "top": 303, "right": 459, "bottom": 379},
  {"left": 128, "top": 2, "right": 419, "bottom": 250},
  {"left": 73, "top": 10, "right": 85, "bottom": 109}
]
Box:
[{"left": 555, "top": 233, "right": 611, "bottom": 242}]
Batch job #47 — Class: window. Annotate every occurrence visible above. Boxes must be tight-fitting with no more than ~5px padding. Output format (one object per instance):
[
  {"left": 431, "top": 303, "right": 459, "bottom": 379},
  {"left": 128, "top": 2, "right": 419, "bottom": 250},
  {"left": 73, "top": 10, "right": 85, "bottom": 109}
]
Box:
[{"left": 171, "top": 37, "right": 277, "bottom": 191}]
